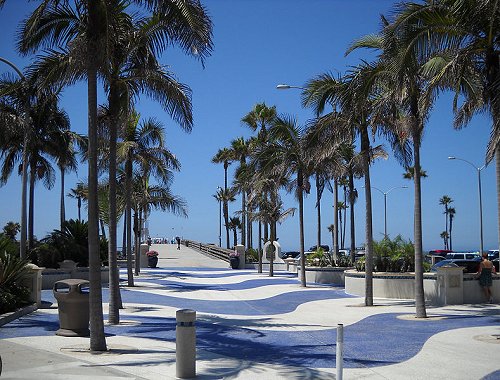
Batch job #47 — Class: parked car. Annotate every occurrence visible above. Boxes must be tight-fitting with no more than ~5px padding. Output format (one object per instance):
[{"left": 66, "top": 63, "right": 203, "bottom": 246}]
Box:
[
  {"left": 431, "top": 259, "right": 481, "bottom": 273},
  {"left": 445, "top": 252, "right": 481, "bottom": 261},
  {"left": 308, "top": 245, "right": 330, "bottom": 252},
  {"left": 281, "top": 251, "right": 300, "bottom": 259},
  {"left": 488, "top": 250, "right": 499, "bottom": 261}
]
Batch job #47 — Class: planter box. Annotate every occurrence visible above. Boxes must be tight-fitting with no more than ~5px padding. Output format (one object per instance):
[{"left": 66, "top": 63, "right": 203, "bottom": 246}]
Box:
[
  {"left": 42, "top": 267, "right": 109, "bottom": 290},
  {"left": 344, "top": 270, "right": 500, "bottom": 305},
  {"left": 300, "top": 266, "right": 353, "bottom": 286}
]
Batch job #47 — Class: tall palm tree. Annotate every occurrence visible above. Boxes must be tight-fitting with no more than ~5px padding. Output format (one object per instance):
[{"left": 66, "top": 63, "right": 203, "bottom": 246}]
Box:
[
  {"left": 390, "top": 0, "right": 499, "bottom": 254},
  {"left": 19, "top": 0, "right": 213, "bottom": 340},
  {"left": 258, "top": 114, "right": 310, "bottom": 284},
  {"left": 448, "top": 207, "right": 456, "bottom": 250},
  {"left": 118, "top": 113, "right": 180, "bottom": 285},
  {"left": 68, "top": 182, "right": 86, "bottom": 221},
  {"left": 212, "top": 148, "right": 232, "bottom": 192},
  {"left": 242, "top": 103, "right": 278, "bottom": 249},
  {"left": 439, "top": 195, "right": 453, "bottom": 249},
  {"left": 214, "top": 186, "right": 236, "bottom": 249},
  {"left": 227, "top": 216, "right": 241, "bottom": 248}
]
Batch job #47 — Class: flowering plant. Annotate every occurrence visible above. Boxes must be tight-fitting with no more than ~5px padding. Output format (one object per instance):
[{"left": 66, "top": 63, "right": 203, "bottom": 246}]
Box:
[
  {"left": 146, "top": 250, "right": 159, "bottom": 257},
  {"left": 229, "top": 251, "right": 240, "bottom": 258}
]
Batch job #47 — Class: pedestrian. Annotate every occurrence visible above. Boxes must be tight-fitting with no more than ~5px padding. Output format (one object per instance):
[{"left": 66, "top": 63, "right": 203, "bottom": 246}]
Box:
[
  {"left": 477, "top": 252, "right": 496, "bottom": 303},
  {"left": 176, "top": 236, "right": 181, "bottom": 250}
]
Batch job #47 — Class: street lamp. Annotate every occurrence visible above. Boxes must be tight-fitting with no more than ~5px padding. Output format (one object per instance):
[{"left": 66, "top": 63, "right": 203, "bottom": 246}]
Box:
[
  {"left": 448, "top": 156, "right": 485, "bottom": 254},
  {"left": 366, "top": 185, "right": 408, "bottom": 238},
  {"left": 217, "top": 186, "right": 222, "bottom": 247},
  {"left": 276, "top": 84, "right": 305, "bottom": 90},
  {"left": 0, "top": 57, "right": 29, "bottom": 260}
]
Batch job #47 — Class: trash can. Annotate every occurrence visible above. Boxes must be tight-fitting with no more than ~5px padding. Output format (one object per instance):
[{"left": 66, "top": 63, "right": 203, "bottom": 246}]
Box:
[{"left": 53, "top": 279, "right": 90, "bottom": 337}]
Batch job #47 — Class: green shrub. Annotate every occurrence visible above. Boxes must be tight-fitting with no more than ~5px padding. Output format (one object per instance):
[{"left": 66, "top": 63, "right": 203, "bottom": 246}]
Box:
[
  {"left": 29, "top": 243, "right": 62, "bottom": 268},
  {"left": 0, "top": 234, "right": 18, "bottom": 256},
  {"left": 245, "top": 248, "right": 258, "bottom": 263},
  {"left": 366, "top": 235, "right": 415, "bottom": 272},
  {"left": 355, "top": 256, "right": 366, "bottom": 271},
  {"left": 0, "top": 251, "right": 31, "bottom": 313}
]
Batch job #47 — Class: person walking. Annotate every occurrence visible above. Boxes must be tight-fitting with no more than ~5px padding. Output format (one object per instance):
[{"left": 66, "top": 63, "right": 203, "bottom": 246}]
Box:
[
  {"left": 477, "top": 252, "right": 496, "bottom": 303},
  {"left": 176, "top": 236, "right": 181, "bottom": 250}
]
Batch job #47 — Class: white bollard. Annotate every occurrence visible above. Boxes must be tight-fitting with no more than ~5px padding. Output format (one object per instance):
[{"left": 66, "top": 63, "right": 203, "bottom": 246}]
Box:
[
  {"left": 336, "top": 323, "right": 344, "bottom": 380},
  {"left": 176, "top": 309, "right": 196, "bottom": 378}
]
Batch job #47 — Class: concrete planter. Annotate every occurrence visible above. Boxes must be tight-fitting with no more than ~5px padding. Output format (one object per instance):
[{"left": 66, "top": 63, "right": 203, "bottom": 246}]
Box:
[
  {"left": 42, "top": 267, "right": 109, "bottom": 290},
  {"left": 344, "top": 269, "right": 500, "bottom": 305},
  {"left": 300, "top": 266, "right": 354, "bottom": 286}
]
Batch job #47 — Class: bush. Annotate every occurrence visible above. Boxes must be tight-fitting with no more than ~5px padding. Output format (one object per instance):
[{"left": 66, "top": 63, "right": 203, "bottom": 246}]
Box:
[
  {"left": 245, "top": 248, "right": 258, "bottom": 263},
  {"left": 0, "top": 251, "right": 31, "bottom": 314},
  {"left": 355, "top": 236, "right": 415, "bottom": 273}
]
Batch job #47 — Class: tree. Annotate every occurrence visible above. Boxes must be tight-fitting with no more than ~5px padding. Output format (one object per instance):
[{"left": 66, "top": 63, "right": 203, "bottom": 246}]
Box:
[
  {"left": 214, "top": 187, "right": 236, "bottom": 249},
  {"left": 3, "top": 222, "right": 20, "bottom": 240},
  {"left": 227, "top": 216, "right": 241, "bottom": 248},
  {"left": 448, "top": 207, "right": 456, "bottom": 250},
  {"left": 258, "top": 115, "right": 310, "bottom": 284},
  {"left": 439, "top": 195, "right": 453, "bottom": 249},
  {"left": 118, "top": 113, "right": 180, "bottom": 285},
  {"left": 389, "top": 0, "right": 499, "bottom": 253}
]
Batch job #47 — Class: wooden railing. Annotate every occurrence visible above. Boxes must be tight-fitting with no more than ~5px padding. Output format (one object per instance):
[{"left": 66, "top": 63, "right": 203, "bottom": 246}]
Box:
[{"left": 183, "top": 240, "right": 232, "bottom": 262}]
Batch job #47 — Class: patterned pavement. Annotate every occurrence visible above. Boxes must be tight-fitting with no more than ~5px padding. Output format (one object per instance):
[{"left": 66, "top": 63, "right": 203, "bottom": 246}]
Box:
[{"left": 1, "top": 244, "right": 500, "bottom": 379}]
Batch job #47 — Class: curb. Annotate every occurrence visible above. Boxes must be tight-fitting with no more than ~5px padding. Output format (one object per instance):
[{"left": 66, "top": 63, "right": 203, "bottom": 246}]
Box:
[{"left": 0, "top": 304, "right": 37, "bottom": 327}]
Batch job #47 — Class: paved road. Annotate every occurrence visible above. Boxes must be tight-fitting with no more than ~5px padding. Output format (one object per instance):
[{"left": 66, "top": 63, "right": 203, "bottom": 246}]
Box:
[{"left": 1, "top": 244, "right": 499, "bottom": 379}]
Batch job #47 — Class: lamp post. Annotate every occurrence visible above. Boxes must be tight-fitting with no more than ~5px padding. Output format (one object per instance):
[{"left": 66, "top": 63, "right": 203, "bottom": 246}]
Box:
[
  {"left": 448, "top": 156, "right": 485, "bottom": 254},
  {"left": 366, "top": 185, "right": 408, "bottom": 238},
  {"left": 276, "top": 84, "right": 305, "bottom": 90},
  {"left": 217, "top": 186, "right": 222, "bottom": 247},
  {"left": 0, "top": 57, "right": 28, "bottom": 260}
]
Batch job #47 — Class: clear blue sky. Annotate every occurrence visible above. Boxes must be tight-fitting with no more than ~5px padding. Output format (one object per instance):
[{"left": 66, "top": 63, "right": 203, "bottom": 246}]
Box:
[{"left": 0, "top": 1, "right": 496, "bottom": 253}]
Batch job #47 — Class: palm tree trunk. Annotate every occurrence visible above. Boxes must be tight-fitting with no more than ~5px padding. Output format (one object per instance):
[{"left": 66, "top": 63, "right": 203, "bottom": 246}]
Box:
[
  {"left": 77, "top": 197, "right": 81, "bottom": 221},
  {"left": 258, "top": 221, "right": 262, "bottom": 273},
  {"left": 333, "top": 178, "right": 339, "bottom": 258},
  {"left": 316, "top": 176, "right": 321, "bottom": 249},
  {"left": 100, "top": 219, "right": 106, "bottom": 239},
  {"left": 60, "top": 168, "right": 65, "bottom": 229},
  {"left": 449, "top": 215, "right": 453, "bottom": 251},
  {"left": 298, "top": 171, "right": 306, "bottom": 287},
  {"left": 361, "top": 126, "right": 373, "bottom": 306},
  {"left": 134, "top": 210, "right": 140, "bottom": 276},
  {"left": 496, "top": 146, "right": 500, "bottom": 254},
  {"left": 125, "top": 155, "right": 134, "bottom": 286},
  {"left": 28, "top": 164, "right": 35, "bottom": 251},
  {"left": 19, "top": 122, "right": 29, "bottom": 260},
  {"left": 413, "top": 134, "right": 427, "bottom": 318},
  {"left": 349, "top": 171, "right": 356, "bottom": 263},
  {"left": 107, "top": 85, "right": 120, "bottom": 324},
  {"left": 444, "top": 205, "right": 449, "bottom": 249},
  {"left": 241, "top": 191, "right": 246, "bottom": 246},
  {"left": 87, "top": 4, "right": 107, "bottom": 349},
  {"left": 223, "top": 200, "right": 230, "bottom": 249}
]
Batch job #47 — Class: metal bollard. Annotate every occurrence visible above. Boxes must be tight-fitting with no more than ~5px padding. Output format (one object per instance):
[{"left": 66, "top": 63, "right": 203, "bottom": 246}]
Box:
[
  {"left": 336, "top": 323, "right": 344, "bottom": 380},
  {"left": 176, "top": 309, "right": 196, "bottom": 378}
]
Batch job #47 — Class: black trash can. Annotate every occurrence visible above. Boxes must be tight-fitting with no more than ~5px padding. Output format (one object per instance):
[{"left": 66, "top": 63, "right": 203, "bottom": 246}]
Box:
[
  {"left": 230, "top": 256, "right": 239, "bottom": 269},
  {"left": 53, "top": 279, "right": 90, "bottom": 337}
]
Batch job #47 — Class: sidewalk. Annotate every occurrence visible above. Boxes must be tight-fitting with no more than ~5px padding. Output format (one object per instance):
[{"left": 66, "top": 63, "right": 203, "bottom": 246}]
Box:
[{"left": 1, "top": 244, "right": 499, "bottom": 379}]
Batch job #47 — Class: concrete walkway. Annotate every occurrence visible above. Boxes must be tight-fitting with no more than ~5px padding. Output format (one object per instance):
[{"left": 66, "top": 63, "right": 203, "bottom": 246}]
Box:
[{"left": 1, "top": 243, "right": 499, "bottom": 379}]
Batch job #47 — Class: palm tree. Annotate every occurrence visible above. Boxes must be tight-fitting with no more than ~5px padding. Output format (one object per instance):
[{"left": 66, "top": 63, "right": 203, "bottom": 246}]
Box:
[
  {"left": 403, "top": 166, "right": 427, "bottom": 181},
  {"left": 19, "top": 0, "right": 213, "bottom": 342},
  {"left": 448, "top": 207, "right": 456, "bottom": 250},
  {"left": 214, "top": 187, "right": 236, "bottom": 249},
  {"left": 68, "top": 182, "right": 86, "bottom": 222},
  {"left": 440, "top": 231, "right": 449, "bottom": 249},
  {"left": 118, "top": 113, "right": 180, "bottom": 285},
  {"left": 212, "top": 148, "right": 232, "bottom": 190},
  {"left": 257, "top": 114, "right": 310, "bottom": 284},
  {"left": 439, "top": 195, "right": 453, "bottom": 249},
  {"left": 242, "top": 103, "right": 277, "bottom": 248},
  {"left": 388, "top": 0, "right": 499, "bottom": 252},
  {"left": 227, "top": 216, "right": 241, "bottom": 248}
]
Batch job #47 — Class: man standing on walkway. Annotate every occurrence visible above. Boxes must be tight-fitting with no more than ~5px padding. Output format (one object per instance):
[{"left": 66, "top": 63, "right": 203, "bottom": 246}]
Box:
[{"left": 176, "top": 236, "right": 181, "bottom": 250}]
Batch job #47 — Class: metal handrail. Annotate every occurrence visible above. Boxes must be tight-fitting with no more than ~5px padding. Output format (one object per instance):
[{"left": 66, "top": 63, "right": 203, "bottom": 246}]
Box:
[{"left": 183, "top": 240, "right": 232, "bottom": 262}]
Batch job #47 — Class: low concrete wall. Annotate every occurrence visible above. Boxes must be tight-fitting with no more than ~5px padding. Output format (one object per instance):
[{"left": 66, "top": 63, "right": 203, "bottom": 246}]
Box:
[
  {"left": 344, "top": 270, "right": 500, "bottom": 305},
  {"left": 42, "top": 267, "right": 110, "bottom": 290},
  {"left": 300, "top": 267, "right": 354, "bottom": 286},
  {"left": 244, "top": 262, "right": 287, "bottom": 271}
]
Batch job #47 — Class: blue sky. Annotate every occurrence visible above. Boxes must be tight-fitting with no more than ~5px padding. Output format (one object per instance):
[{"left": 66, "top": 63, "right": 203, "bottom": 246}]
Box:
[{"left": 0, "top": 1, "right": 496, "bottom": 252}]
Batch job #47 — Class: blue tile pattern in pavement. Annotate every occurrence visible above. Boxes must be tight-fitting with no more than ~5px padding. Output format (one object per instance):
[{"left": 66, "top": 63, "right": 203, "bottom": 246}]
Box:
[{"left": 2, "top": 267, "right": 499, "bottom": 370}]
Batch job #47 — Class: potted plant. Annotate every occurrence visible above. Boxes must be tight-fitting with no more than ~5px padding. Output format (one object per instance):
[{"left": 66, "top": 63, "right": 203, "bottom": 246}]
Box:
[
  {"left": 146, "top": 250, "right": 159, "bottom": 268},
  {"left": 229, "top": 251, "right": 240, "bottom": 269}
]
